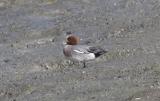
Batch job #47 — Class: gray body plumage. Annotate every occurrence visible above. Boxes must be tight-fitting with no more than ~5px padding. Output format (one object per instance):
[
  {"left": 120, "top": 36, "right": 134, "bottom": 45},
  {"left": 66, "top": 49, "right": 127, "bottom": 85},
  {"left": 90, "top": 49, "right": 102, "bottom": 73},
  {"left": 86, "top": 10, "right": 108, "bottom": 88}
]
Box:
[{"left": 63, "top": 45, "right": 107, "bottom": 62}]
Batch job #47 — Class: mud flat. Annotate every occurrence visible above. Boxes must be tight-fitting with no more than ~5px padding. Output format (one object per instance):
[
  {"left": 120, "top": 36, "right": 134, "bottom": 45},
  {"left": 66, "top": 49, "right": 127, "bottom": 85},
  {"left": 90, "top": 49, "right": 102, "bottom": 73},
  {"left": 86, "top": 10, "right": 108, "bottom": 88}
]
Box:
[{"left": 0, "top": 0, "right": 160, "bottom": 101}]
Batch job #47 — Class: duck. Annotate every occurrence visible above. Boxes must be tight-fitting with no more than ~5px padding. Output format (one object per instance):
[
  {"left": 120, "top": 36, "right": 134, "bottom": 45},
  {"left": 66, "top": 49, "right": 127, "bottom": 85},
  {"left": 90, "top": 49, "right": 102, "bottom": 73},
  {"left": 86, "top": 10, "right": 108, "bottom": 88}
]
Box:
[{"left": 63, "top": 32, "right": 107, "bottom": 68}]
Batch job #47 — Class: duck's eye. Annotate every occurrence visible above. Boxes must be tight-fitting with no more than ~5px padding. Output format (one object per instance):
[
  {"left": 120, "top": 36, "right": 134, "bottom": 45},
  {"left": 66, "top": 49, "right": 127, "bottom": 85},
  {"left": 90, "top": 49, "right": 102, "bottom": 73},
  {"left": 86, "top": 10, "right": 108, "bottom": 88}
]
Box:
[
  {"left": 67, "top": 37, "right": 75, "bottom": 43},
  {"left": 67, "top": 37, "right": 72, "bottom": 41}
]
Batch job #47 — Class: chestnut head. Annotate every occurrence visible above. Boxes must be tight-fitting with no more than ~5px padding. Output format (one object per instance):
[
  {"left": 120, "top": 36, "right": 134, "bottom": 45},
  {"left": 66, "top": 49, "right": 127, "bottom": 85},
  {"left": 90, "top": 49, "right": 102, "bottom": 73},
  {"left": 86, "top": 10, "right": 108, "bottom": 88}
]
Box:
[{"left": 66, "top": 35, "right": 80, "bottom": 45}]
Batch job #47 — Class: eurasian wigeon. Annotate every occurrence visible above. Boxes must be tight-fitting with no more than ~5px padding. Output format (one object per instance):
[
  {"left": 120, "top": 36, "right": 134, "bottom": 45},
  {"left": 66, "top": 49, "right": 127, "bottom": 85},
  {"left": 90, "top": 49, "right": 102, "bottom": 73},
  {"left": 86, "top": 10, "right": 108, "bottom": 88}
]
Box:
[{"left": 63, "top": 32, "right": 107, "bottom": 68}]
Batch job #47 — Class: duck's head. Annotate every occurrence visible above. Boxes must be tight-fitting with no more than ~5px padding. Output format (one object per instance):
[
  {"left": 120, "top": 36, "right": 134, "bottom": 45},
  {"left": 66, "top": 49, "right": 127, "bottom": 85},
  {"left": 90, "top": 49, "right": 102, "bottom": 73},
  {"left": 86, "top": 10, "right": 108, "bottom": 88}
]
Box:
[{"left": 65, "top": 32, "right": 80, "bottom": 45}]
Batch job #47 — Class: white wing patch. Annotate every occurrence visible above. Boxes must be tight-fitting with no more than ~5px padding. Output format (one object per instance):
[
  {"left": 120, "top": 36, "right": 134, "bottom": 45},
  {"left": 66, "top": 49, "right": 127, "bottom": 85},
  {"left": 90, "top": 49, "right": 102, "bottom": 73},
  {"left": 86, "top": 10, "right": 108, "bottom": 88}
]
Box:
[
  {"left": 73, "top": 49, "right": 84, "bottom": 54},
  {"left": 72, "top": 49, "right": 96, "bottom": 61}
]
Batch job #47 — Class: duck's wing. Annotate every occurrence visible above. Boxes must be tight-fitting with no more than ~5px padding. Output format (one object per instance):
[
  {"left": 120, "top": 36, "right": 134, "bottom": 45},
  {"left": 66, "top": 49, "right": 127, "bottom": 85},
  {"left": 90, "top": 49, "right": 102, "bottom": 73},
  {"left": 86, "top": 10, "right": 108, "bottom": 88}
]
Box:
[
  {"left": 72, "top": 45, "right": 91, "bottom": 54},
  {"left": 71, "top": 45, "right": 96, "bottom": 61},
  {"left": 72, "top": 45, "right": 107, "bottom": 54}
]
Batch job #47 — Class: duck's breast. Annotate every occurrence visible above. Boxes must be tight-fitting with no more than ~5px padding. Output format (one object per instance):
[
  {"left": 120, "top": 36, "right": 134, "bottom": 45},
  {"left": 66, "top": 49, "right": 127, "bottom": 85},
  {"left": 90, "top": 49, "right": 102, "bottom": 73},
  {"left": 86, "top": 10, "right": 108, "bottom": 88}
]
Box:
[{"left": 63, "top": 45, "right": 72, "bottom": 57}]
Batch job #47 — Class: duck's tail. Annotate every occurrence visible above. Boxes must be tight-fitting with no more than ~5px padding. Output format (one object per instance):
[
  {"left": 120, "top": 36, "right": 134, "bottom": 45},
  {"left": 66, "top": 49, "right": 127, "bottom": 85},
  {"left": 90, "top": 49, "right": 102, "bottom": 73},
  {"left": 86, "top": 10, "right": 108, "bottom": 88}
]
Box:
[
  {"left": 94, "top": 49, "right": 107, "bottom": 58},
  {"left": 88, "top": 47, "right": 107, "bottom": 58}
]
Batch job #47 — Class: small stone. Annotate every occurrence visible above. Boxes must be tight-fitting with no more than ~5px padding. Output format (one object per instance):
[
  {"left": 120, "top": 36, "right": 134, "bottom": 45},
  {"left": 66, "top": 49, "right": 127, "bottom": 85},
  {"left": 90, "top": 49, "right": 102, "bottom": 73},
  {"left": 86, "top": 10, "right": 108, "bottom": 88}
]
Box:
[
  {"left": 135, "top": 97, "right": 141, "bottom": 100},
  {"left": 3, "top": 59, "right": 10, "bottom": 63},
  {"left": 82, "top": 71, "right": 86, "bottom": 74}
]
